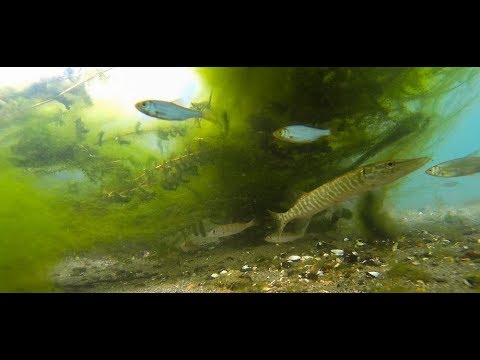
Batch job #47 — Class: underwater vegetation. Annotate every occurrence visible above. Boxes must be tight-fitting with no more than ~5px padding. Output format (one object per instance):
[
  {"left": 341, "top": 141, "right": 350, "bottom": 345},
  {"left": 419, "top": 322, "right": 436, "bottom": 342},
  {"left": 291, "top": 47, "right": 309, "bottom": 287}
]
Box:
[{"left": 1, "top": 67, "right": 479, "bottom": 292}]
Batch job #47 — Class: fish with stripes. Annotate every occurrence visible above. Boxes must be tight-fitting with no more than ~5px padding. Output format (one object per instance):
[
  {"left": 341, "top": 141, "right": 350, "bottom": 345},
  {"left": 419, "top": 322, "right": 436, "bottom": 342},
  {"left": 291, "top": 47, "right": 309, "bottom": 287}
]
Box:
[{"left": 268, "top": 157, "right": 430, "bottom": 241}]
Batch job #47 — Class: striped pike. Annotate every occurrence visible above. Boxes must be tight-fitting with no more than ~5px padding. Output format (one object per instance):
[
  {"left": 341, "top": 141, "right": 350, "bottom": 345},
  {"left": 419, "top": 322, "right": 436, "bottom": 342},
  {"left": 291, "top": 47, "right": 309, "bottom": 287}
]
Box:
[{"left": 268, "top": 157, "right": 430, "bottom": 240}]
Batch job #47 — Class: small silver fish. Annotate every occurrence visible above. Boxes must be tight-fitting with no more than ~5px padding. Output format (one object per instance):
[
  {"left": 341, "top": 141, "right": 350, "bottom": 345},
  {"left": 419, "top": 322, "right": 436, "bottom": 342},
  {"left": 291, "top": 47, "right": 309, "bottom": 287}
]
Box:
[
  {"left": 136, "top": 91, "right": 214, "bottom": 121},
  {"left": 264, "top": 218, "right": 311, "bottom": 243},
  {"left": 206, "top": 219, "right": 257, "bottom": 238},
  {"left": 273, "top": 125, "right": 331, "bottom": 144},
  {"left": 178, "top": 235, "right": 220, "bottom": 252},
  {"left": 426, "top": 151, "right": 480, "bottom": 177},
  {"left": 135, "top": 100, "right": 203, "bottom": 121}
]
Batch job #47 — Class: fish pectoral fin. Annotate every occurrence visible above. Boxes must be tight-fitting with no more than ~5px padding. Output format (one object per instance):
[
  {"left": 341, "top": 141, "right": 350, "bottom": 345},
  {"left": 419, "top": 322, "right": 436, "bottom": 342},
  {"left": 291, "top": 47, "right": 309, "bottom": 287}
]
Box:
[{"left": 290, "top": 217, "right": 311, "bottom": 235}]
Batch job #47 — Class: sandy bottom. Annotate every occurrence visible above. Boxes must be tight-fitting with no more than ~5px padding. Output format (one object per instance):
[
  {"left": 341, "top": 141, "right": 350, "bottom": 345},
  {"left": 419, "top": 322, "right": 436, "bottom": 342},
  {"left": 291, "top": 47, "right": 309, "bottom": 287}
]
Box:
[{"left": 52, "top": 208, "right": 480, "bottom": 293}]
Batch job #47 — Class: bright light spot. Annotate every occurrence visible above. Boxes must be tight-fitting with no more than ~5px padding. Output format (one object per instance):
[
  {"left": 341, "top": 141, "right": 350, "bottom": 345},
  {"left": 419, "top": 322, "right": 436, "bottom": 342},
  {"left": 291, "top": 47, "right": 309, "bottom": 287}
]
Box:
[
  {"left": 0, "top": 67, "right": 68, "bottom": 88},
  {"left": 0, "top": 67, "right": 204, "bottom": 117},
  {"left": 86, "top": 67, "right": 204, "bottom": 115}
]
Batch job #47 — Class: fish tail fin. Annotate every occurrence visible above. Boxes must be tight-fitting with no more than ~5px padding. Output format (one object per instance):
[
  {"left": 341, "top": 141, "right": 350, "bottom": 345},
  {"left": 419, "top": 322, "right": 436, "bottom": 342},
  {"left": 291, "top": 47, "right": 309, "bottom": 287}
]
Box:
[
  {"left": 201, "top": 109, "right": 218, "bottom": 123},
  {"left": 268, "top": 210, "right": 287, "bottom": 240}
]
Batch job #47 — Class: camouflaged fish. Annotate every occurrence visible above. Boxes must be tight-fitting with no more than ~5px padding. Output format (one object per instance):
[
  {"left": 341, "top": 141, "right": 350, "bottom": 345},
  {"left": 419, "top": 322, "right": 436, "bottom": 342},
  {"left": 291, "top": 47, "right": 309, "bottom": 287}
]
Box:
[
  {"left": 206, "top": 219, "right": 257, "bottom": 238},
  {"left": 268, "top": 157, "right": 430, "bottom": 241}
]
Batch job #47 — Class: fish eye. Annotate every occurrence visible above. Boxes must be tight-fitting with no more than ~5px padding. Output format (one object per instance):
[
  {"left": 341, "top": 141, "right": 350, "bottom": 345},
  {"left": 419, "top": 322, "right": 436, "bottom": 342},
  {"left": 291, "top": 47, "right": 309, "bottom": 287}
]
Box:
[
  {"left": 387, "top": 161, "right": 394, "bottom": 167},
  {"left": 142, "top": 103, "right": 147, "bottom": 108},
  {"left": 212, "top": 230, "right": 216, "bottom": 234}
]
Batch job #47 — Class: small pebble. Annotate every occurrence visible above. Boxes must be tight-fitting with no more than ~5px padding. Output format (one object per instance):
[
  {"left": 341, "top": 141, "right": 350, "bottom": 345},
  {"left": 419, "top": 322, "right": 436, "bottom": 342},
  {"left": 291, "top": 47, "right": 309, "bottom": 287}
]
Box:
[
  {"left": 220, "top": 270, "right": 228, "bottom": 275},
  {"left": 287, "top": 255, "right": 301, "bottom": 261},
  {"left": 356, "top": 240, "right": 365, "bottom": 246},
  {"left": 351, "top": 251, "right": 358, "bottom": 256},
  {"left": 344, "top": 237, "right": 349, "bottom": 242},
  {"left": 252, "top": 267, "right": 257, "bottom": 271},
  {"left": 367, "top": 271, "right": 381, "bottom": 278},
  {"left": 241, "top": 265, "right": 252, "bottom": 272},
  {"left": 331, "top": 249, "right": 344, "bottom": 256},
  {"left": 316, "top": 242, "right": 324, "bottom": 249},
  {"left": 323, "top": 253, "right": 329, "bottom": 257},
  {"left": 301, "top": 256, "right": 313, "bottom": 261},
  {"left": 210, "top": 273, "right": 219, "bottom": 279}
]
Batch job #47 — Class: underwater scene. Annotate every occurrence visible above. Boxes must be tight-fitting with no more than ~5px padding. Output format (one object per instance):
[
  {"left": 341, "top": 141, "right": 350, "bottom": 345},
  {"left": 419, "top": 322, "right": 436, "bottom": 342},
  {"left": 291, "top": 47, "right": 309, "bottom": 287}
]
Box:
[{"left": 1, "top": 67, "right": 480, "bottom": 293}]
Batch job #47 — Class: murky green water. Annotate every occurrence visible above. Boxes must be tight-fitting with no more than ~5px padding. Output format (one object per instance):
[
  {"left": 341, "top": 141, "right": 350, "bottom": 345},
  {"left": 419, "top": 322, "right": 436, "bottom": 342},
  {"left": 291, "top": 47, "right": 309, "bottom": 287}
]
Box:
[{"left": 1, "top": 67, "right": 479, "bottom": 292}]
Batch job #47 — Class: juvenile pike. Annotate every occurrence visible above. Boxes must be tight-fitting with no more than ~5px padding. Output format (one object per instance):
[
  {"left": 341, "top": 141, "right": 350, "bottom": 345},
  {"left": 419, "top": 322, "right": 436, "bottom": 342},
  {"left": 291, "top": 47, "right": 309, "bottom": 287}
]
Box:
[
  {"left": 268, "top": 157, "right": 430, "bottom": 240},
  {"left": 206, "top": 219, "right": 257, "bottom": 238}
]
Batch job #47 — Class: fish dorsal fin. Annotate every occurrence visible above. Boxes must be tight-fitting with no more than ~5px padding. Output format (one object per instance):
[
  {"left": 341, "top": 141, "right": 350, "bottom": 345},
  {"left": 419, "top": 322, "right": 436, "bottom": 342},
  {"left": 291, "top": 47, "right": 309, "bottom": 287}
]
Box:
[
  {"left": 202, "top": 218, "right": 220, "bottom": 229},
  {"left": 170, "top": 98, "right": 185, "bottom": 106},
  {"left": 297, "top": 191, "right": 309, "bottom": 201}
]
